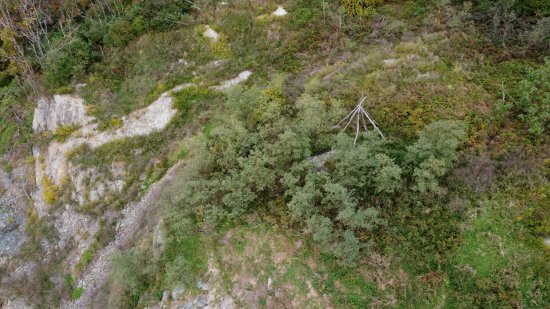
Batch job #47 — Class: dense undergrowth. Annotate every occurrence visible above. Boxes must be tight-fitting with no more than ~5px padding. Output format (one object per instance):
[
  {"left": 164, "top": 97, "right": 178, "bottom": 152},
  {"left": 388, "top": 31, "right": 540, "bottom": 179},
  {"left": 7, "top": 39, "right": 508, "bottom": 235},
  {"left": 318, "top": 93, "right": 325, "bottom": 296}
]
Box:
[{"left": 1, "top": 0, "right": 549, "bottom": 308}]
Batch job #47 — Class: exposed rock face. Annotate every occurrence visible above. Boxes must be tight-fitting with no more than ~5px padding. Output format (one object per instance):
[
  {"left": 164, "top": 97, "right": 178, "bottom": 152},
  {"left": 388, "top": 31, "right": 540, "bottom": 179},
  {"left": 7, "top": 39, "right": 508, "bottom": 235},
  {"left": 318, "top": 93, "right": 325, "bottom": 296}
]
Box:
[
  {"left": 32, "top": 95, "right": 92, "bottom": 133},
  {"left": 54, "top": 204, "right": 100, "bottom": 271},
  {"left": 1, "top": 298, "right": 31, "bottom": 309},
  {"left": 0, "top": 166, "right": 28, "bottom": 260},
  {"left": 213, "top": 71, "right": 252, "bottom": 91},
  {"left": 62, "top": 161, "right": 187, "bottom": 309},
  {"left": 69, "top": 162, "right": 126, "bottom": 205},
  {"left": 32, "top": 84, "right": 189, "bottom": 217}
]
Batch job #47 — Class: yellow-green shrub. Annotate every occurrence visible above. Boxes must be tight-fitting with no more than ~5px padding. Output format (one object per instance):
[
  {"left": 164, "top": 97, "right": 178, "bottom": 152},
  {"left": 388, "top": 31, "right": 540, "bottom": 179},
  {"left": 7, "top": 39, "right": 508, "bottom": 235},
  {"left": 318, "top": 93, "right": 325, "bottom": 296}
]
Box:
[
  {"left": 42, "top": 176, "right": 60, "bottom": 204},
  {"left": 340, "top": 0, "right": 384, "bottom": 16}
]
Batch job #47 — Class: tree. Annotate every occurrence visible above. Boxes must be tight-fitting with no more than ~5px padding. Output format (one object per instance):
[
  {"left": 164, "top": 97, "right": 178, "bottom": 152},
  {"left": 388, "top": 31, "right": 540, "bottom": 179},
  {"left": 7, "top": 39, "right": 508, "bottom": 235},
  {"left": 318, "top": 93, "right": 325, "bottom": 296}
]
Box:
[{"left": 406, "top": 120, "right": 466, "bottom": 193}]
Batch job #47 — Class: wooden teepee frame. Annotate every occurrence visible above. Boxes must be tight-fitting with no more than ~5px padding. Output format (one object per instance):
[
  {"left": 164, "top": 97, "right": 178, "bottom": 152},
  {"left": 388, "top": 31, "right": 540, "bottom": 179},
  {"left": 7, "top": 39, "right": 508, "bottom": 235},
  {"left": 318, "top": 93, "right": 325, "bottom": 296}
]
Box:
[{"left": 334, "top": 96, "right": 385, "bottom": 145}]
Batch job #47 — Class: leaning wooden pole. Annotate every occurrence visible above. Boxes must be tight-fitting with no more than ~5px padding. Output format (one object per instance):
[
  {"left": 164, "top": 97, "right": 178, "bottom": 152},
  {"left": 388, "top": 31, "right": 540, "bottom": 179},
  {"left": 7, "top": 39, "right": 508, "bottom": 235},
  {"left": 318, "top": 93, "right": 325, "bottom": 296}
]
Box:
[{"left": 334, "top": 96, "right": 385, "bottom": 145}]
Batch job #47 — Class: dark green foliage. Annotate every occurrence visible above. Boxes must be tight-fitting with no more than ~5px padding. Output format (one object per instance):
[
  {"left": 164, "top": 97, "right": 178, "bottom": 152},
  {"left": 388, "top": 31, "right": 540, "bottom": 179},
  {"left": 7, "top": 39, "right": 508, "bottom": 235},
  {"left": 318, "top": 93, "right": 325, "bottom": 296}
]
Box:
[
  {"left": 43, "top": 37, "right": 91, "bottom": 88},
  {"left": 460, "top": 0, "right": 550, "bottom": 50},
  {"left": 406, "top": 120, "right": 466, "bottom": 193},
  {"left": 493, "top": 59, "right": 550, "bottom": 136},
  {"left": 513, "top": 59, "right": 550, "bottom": 134},
  {"left": 162, "top": 77, "right": 465, "bottom": 267},
  {"left": 332, "top": 229, "right": 364, "bottom": 266},
  {"left": 104, "top": 18, "right": 135, "bottom": 48},
  {"left": 110, "top": 250, "right": 158, "bottom": 308}
]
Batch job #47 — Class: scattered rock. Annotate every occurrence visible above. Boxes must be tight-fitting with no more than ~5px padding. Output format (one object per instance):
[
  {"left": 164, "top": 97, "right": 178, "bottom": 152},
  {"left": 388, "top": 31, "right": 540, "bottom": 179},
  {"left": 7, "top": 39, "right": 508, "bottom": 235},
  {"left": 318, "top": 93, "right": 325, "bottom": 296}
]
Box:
[
  {"left": 382, "top": 58, "right": 400, "bottom": 67},
  {"left": 196, "top": 295, "right": 208, "bottom": 307},
  {"left": 172, "top": 286, "right": 185, "bottom": 300},
  {"left": 272, "top": 6, "right": 288, "bottom": 17},
  {"left": 417, "top": 72, "right": 439, "bottom": 79},
  {"left": 306, "top": 150, "right": 334, "bottom": 170},
  {"left": 196, "top": 278, "right": 210, "bottom": 291},
  {"left": 153, "top": 220, "right": 166, "bottom": 251},
  {"left": 220, "top": 297, "right": 235, "bottom": 309},
  {"left": 162, "top": 290, "right": 170, "bottom": 302},
  {"left": 204, "top": 25, "right": 219, "bottom": 42},
  {"left": 267, "top": 276, "right": 273, "bottom": 291},
  {"left": 54, "top": 204, "right": 99, "bottom": 268},
  {"left": 212, "top": 71, "right": 252, "bottom": 91}
]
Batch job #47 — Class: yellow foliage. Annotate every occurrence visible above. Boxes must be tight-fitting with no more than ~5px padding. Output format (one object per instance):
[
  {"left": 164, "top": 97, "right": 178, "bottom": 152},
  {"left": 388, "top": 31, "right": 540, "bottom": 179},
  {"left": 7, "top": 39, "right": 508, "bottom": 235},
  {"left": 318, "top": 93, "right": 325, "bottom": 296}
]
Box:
[
  {"left": 54, "top": 125, "right": 78, "bottom": 142},
  {"left": 42, "top": 176, "right": 59, "bottom": 204},
  {"left": 341, "top": 0, "right": 384, "bottom": 16}
]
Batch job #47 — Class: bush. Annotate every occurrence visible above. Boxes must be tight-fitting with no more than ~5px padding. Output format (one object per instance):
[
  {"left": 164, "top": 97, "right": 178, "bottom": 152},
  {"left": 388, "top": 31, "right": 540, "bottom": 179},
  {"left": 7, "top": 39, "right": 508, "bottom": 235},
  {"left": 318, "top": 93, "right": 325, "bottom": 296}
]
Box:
[
  {"left": 44, "top": 37, "right": 91, "bottom": 88},
  {"left": 462, "top": 0, "right": 550, "bottom": 50},
  {"left": 160, "top": 79, "right": 466, "bottom": 267},
  {"left": 514, "top": 59, "right": 550, "bottom": 135},
  {"left": 496, "top": 59, "right": 550, "bottom": 135},
  {"left": 340, "top": 0, "right": 384, "bottom": 16},
  {"left": 54, "top": 125, "right": 78, "bottom": 142},
  {"left": 104, "top": 18, "right": 135, "bottom": 48}
]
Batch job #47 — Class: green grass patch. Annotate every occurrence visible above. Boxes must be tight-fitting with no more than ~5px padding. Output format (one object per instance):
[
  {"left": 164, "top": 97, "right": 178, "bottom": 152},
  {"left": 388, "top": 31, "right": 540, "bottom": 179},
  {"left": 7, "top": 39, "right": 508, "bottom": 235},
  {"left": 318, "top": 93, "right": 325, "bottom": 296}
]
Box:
[
  {"left": 75, "top": 242, "right": 99, "bottom": 274},
  {"left": 70, "top": 287, "right": 85, "bottom": 300}
]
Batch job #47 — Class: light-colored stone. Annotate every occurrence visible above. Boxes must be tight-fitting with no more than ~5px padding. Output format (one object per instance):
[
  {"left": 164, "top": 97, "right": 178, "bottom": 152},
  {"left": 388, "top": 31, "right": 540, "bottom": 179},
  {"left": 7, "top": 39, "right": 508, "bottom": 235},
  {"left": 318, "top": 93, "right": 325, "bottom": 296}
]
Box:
[
  {"left": 204, "top": 26, "right": 219, "bottom": 42},
  {"left": 32, "top": 95, "right": 92, "bottom": 132},
  {"left": 153, "top": 220, "right": 166, "bottom": 249},
  {"left": 196, "top": 278, "right": 210, "bottom": 291},
  {"left": 272, "top": 6, "right": 288, "bottom": 17},
  {"left": 382, "top": 58, "right": 400, "bottom": 66},
  {"left": 212, "top": 71, "right": 252, "bottom": 91},
  {"left": 172, "top": 286, "right": 185, "bottom": 300},
  {"left": 0, "top": 166, "right": 27, "bottom": 259}
]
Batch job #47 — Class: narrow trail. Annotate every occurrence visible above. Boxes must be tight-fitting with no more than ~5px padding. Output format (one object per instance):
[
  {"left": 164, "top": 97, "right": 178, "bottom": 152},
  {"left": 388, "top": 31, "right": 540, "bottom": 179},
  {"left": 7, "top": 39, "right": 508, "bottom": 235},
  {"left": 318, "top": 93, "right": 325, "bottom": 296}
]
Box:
[{"left": 62, "top": 161, "right": 186, "bottom": 309}]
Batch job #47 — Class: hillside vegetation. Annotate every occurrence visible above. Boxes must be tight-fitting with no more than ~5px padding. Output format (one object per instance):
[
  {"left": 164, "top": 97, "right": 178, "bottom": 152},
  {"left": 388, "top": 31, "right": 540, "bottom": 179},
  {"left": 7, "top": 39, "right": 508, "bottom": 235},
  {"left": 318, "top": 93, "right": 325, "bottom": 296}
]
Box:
[{"left": 0, "top": 0, "right": 549, "bottom": 308}]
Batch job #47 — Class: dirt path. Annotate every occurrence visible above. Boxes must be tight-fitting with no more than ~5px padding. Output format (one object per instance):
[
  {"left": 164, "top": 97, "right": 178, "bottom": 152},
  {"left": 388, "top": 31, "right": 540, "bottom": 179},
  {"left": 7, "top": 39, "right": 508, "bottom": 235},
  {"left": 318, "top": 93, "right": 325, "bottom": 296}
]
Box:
[{"left": 62, "top": 161, "right": 186, "bottom": 309}]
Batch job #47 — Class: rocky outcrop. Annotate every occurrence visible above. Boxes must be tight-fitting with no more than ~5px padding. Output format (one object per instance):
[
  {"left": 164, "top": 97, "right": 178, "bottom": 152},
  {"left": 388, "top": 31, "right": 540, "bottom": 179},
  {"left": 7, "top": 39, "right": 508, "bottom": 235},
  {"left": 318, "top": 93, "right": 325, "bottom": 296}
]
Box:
[
  {"left": 32, "top": 95, "right": 92, "bottom": 133},
  {"left": 62, "top": 161, "right": 187, "bottom": 309},
  {"left": 69, "top": 162, "right": 126, "bottom": 205},
  {"left": 213, "top": 71, "right": 252, "bottom": 91},
  {"left": 32, "top": 84, "right": 190, "bottom": 217},
  {"left": 0, "top": 166, "right": 28, "bottom": 262}
]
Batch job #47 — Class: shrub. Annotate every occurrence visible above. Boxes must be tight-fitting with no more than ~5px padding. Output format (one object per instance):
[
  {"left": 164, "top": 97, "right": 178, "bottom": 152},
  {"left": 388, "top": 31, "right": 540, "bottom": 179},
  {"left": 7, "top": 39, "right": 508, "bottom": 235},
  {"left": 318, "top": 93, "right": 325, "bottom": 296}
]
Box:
[
  {"left": 42, "top": 176, "right": 60, "bottom": 204},
  {"left": 44, "top": 37, "right": 91, "bottom": 88},
  {"left": 514, "top": 59, "right": 550, "bottom": 135},
  {"left": 331, "top": 229, "right": 364, "bottom": 266},
  {"left": 54, "top": 125, "right": 79, "bottom": 142},
  {"left": 104, "top": 18, "right": 135, "bottom": 48},
  {"left": 340, "top": 0, "right": 384, "bottom": 16},
  {"left": 462, "top": 0, "right": 550, "bottom": 50},
  {"left": 75, "top": 242, "right": 99, "bottom": 273}
]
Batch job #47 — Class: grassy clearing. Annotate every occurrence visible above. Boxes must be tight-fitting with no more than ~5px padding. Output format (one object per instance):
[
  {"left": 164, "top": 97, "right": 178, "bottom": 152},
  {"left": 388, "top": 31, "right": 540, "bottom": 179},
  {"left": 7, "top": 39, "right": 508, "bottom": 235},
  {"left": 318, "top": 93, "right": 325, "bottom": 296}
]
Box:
[{"left": 447, "top": 192, "right": 550, "bottom": 308}]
